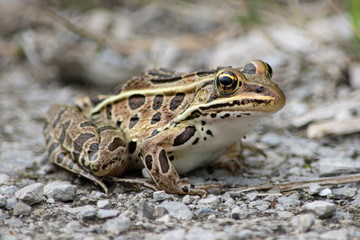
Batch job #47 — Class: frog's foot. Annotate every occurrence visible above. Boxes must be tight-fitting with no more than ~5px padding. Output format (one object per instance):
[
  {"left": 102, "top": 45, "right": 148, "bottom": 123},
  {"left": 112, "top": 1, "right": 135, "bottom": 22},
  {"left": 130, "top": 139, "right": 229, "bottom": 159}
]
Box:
[
  {"left": 215, "top": 141, "right": 266, "bottom": 174},
  {"left": 189, "top": 183, "right": 223, "bottom": 198},
  {"left": 108, "top": 177, "right": 158, "bottom": 191}
]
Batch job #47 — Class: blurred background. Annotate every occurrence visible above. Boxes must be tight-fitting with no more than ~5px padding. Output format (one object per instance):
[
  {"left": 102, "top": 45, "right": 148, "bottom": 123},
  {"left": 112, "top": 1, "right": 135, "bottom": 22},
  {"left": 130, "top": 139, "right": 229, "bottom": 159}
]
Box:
[{"left": 0, "top": 0, "right": 359, "bottom": 183}]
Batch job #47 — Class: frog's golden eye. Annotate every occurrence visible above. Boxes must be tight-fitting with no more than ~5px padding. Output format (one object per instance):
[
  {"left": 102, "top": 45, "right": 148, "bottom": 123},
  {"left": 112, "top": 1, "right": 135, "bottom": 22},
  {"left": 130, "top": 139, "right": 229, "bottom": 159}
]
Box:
[
  {"left": 243, "top": 60, "right": 273, "bottom": 79},
  {"left": 215, "top": 71, "right": 240, "bottom": 94}
]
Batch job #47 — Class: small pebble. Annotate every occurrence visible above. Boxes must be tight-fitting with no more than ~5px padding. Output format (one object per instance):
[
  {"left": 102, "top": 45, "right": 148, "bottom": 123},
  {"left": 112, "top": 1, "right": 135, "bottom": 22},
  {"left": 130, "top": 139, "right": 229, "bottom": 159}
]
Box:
[
  {"left": 230, "top": 207, "right": 241, "bottom": 219},
  {"left": 246, "top": 192, "right": 258, "bottom": 201},
  {"left": 198, "top": 194, "right": 219, "bottom": 205},
  {"left": 15, "top": 183, "right": 44, "bottom": 205},
  {"left": 249, "top": 200, "right": 270, "bottom": 211},
  {"left": 0, "top": 194, "right": 6, "bottom": 207},
  {"left": 13, "top": 202, "right": 32, "bottom": 216},
  {"left": 76, "top": 205, "right": 97, "bottom": 220},
  {"left": 97, "top": 209, "right": 120, "bottom": 219},
  {"left": 343, "top": 188, "right": 357, "bottom": 198},
  {"left": 89, "top": 191, "right": 107, "bottom": 199},
  {"left": 102, "top": 217, "right": 132, "bottom": 235},
  {"left": 5, "top": 197, "right": 17, "bottom": 209},
  {"left": 277, "top": 196, "right": 301, "bottom": 207},
  {"left": 0, "top": 186, "right": 18, "bottom": 196},
  {"left": 182, "top": 195, "right": 191, "bottom": 205},
  {"left": 44, "top": 181, "right": 77, "bottom": 202},
  {"left": 153, "top": 205, "right": 167, "bottom": 218},
  {"left": 303, "top": 201, "right": 337, "bottom": 218},
  {"left": 137, "top": 199, "right": 153, "bottom": 219},
  {"left": 153, "top": 191, "right": 170, "bottom": 201},
  {"left": 294, "top": 214, "right": 315, "bottom": 232},
  {"left": 97, "top": 199, "right": 111, "bottom": 209},
  {"left": 319, "top": 188, "right": 332, "bottom": 197},
  {"left": 194, "top": 207, "right": 219, "bottom": 217},
  {"left": 308, "top": 183, "right": 321, "bottom": 195},
  {"left": 161, "top": 201, "right": 193, "bottom": 220}
]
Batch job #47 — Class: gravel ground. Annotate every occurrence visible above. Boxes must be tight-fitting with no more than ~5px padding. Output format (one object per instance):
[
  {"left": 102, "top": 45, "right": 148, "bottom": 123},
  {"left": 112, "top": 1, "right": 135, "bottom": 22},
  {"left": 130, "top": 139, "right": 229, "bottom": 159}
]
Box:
[{"left": 1, "top": 1, "right": 360, "bottom": 239}]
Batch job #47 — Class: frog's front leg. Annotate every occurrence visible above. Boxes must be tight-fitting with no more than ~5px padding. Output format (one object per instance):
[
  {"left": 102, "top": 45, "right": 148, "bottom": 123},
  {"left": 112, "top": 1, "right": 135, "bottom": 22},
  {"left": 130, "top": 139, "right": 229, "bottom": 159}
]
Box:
[
  {"left": 44, "top": 104, "right": 129, "bottom": 193},
  {"left": 138, "top": 133, "right": 221, "bottom": 196}
]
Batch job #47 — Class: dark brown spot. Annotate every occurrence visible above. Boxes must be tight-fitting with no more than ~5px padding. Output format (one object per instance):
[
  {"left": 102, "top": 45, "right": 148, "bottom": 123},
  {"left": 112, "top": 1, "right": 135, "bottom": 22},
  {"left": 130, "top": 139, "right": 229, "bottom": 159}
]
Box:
[
  {"left": 184, "top": 110, "right": 202, "bottom": 120},
  {"left": 128, "top": 141, "right": 137, "bottom": 154},
  {"left": 206, "top": 130, "right": 213, "bottom": 137},
  {"left": 152, "top": 95, "right": 164, "bottom": 110},
  {"left": 220, "top": 113, "right": 231, "bottom": 119},
  {"left": 182, "top": 186, "right": 189, "bottom": 192},
  {"left": 196, "top": 69, "right": 217, "bottom": 77},
  {"left": 128, "top": 94, "right": 146, "bottom": 110},
  {"left": 73, "top": 133, "right": 96, "bottom": 160},
  {"left": 169, "top": 156, "right": 174, "bottom": 161},
  {"left": 192, "top": 137, "right": 199, "bottom": 145},
  {"left": 106, "top": 104, "right": 112, "bottom": 120},
  {"left": 151, "top": 76, "right": 182, "bottom": 84},
  {"left": 59, "top": 120, "right": 71, "bottom": 144},
  {"left": 201, "top": 120, "right": 206, "bottom": 125},
  {"left": 159, "top": 149, "right": 169, "bottom": 173},
  {"left": 151, "top": 129, "right": 159, "bottom": 137},
  {"left": 56, "top": 153, "right": 64, "bottom": 163},
  {"left": 90, "top": 97, "right": 105, "bottom": 106},
  {"left": 151, "top": 112, "right": 162, "bottom": 124},
  {"left": 108, "top": 137, "right": 124, "bottom": 151},
  {"left": 97, "top": 125, "right": 115, "bottom": 133},
  {"left": 145, "top": 155, "right": 153, "bottom": 170},
  {"left": 80, "top": 121, "right": 93, "bottom": 127},
  {"left": 53, "top": 108, "right": 67, "bottom": 128},
  {"left": 48, "top": 142, "right": 59, "bottom": 154},
  {"left": 129, "top": 114, "right": 139, "bottom": 129},
  {"left": 204, "top": 137, "right": 207, "bottom": 141},
  {"left": 170, "top": 93, "right": 185, "bottom": 111},
  {"left": 88, "top": 143, "right": 99, "bottom": 161},
  {"left": 173, "top": 126, "right": 196, "bottom": 146},
  {"left": 69, "top": 161, "right": 75, "bottom": 169},
  {"left": 200, "top": 100, "right": 241, "bottom": 111},
  {"left": 116, "top": 119, "right": 122, "bottom": 127},
  {"left": 210, "top": 113, "right": 217, "bottom": 118}
]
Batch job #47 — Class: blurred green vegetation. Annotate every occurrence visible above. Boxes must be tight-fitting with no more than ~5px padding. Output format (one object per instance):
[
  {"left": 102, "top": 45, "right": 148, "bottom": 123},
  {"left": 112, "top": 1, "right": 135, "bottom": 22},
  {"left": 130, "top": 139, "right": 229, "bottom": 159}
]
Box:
[{"left": 347, "top": 0, "right": 360, "bottom": 58}]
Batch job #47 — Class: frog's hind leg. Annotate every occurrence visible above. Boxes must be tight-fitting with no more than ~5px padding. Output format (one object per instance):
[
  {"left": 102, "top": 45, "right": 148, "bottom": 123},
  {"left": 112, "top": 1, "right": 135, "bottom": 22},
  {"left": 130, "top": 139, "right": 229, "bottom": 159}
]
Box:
[
  {"left": 108, "top": 177, "right": 157, "bottom": 191},
  {"left": 43, "top": 122, "right": 109, "bottom": 193},
  {"left": 43, "top": 104, "right": 129, "bottom": 193}
]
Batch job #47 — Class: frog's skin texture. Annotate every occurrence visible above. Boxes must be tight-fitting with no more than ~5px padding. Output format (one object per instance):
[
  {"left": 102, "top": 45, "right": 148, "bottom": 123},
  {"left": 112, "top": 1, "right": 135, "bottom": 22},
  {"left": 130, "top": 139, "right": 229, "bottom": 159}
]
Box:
[{"left": 43, "top": 60, "right": 286, "bottom": 196}]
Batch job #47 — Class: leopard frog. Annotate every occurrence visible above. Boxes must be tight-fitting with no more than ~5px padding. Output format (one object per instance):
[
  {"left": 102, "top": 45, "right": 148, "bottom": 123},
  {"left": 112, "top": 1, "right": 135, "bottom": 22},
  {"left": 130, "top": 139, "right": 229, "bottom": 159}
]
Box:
[{"left": 43, "top": 60, "right": 285, "bottom": 195}]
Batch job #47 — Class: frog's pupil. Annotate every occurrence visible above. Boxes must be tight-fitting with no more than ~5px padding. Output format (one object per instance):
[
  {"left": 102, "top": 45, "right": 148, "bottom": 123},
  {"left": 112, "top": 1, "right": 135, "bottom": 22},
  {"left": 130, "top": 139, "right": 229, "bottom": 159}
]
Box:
[{"left": 220, "top": 76, "right": 233, "bottom": 86}]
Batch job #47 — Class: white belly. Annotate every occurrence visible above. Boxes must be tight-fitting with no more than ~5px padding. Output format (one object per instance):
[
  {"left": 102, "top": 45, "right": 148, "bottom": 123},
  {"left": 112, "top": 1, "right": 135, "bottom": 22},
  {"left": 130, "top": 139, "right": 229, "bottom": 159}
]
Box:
[{"left": 172, "top": 114, "right": 263, "bottom": 174}]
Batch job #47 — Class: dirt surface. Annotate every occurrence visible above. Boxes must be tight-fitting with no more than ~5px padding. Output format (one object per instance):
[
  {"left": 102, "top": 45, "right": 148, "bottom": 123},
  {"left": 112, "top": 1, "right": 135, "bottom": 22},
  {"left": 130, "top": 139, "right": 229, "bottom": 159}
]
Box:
[{"left": 1, "top": 1, "right": 360, "bottom": 239}]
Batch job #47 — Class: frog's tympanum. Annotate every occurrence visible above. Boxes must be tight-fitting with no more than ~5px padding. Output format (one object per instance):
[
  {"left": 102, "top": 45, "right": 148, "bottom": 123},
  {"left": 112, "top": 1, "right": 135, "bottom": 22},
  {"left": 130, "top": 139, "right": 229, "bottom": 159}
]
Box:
[{"left": 43, "top": 60, "right": 285, "bottom": 196}]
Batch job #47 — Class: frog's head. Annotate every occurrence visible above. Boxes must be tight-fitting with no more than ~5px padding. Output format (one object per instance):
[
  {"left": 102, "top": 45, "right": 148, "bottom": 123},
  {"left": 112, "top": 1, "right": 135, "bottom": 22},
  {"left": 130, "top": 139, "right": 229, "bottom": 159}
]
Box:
[{"left": 179, "top": 60, "right": 286, "bottom": 122}]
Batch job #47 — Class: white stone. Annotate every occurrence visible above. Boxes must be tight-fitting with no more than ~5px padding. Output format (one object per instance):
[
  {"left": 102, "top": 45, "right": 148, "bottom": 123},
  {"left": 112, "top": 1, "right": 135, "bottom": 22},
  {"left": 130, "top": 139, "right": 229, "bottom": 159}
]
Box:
[
  {"left": 153, "top": 191, "right": 170, "bottom": 201},
  {"left": 308, "top": 183, "right": 321, "bottom": 195},
  {"left": 319, "top": 188, "right": 332, "bottom": 197},
  {"left": 198, "top": 194, "right": 220, "bottom": 205},
  {"left": 161, "top": 201, "right": 193, "bottom": 220},
  {"left": 97, "top": 209, "right": 120, "bottom": 219},
  {"left": 13, "top": 202, "right": 32, "bottom": 216},
  {"left": 44, "top": 181, "right": 77, "bottom": 202},
  {"left": 15, "top": 183, "right": 44, "bottom": 205},
  {"left": 303, "top": 201, "right": 337, "bottom": 218},
  {"left": 97, "top": 199, "right": 111, "bottom": 209}
]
